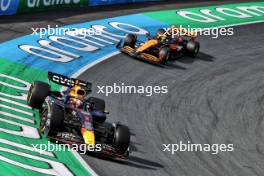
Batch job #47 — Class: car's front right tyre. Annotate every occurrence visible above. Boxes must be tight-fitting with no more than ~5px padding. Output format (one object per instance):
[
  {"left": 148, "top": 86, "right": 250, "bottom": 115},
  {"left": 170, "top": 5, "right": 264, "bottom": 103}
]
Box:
[
  {"left": 186, "top": 41, "right": 200, "bottom": 57},
  {"left": 159, "top": 47, "right": 170, "bottom": 64},
  {"left": 113, "top": 125, "right": 130, "bottom": 154}
]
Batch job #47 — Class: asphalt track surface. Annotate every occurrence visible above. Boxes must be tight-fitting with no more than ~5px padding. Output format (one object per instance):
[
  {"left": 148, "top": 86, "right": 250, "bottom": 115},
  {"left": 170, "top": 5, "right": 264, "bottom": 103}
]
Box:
[
  {"left": 79, "top": 23, "right": 264, "bottom": 176},
  {"left": 1, "top": 1, "right": 264, "bottom": 176}
]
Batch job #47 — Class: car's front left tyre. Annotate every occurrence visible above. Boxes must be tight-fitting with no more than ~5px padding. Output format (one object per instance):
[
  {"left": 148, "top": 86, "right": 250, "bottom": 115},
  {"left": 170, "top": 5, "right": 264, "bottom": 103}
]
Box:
[{"left": 42, "top": 103, "right": 64, "bottom": 136}]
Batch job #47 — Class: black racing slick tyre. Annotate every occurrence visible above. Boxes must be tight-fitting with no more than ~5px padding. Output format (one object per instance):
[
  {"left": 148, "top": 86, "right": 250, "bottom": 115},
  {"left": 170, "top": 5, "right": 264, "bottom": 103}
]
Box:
[
  {"left": 87, "top": 97, "right": 105, "bottom": 111},
  {"left": 43, "top": 104, "right": 64, "bottom": 136},
  {"left": 87, "top": 97, "right": 106, "bottom": 123},
  {"left": 159, "top": 47, "right": 170, "bottom": 64},
  {"left": 27, "top": 81, "right": 50, "bottom": 109},
  {"left": 113, "top": 125, "right": 130, "bottom": 154},
  {"left": 124, "top": 34, "right": 137, "bottom": 48},
  {"left": 186, "top": 41, "right": 200, "bottom": 57}
]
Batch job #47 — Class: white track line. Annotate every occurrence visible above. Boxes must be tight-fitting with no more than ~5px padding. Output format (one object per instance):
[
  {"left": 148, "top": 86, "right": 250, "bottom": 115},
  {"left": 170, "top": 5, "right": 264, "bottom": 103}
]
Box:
[
  {"left": 71, "top": 151, "right": 99, "bottom": 176},
  {"left": 72, "top": 51, "right": 120, "bottom": 78},
  {"left": 69, "top": 19, "right": 264, "bottom": 176}
]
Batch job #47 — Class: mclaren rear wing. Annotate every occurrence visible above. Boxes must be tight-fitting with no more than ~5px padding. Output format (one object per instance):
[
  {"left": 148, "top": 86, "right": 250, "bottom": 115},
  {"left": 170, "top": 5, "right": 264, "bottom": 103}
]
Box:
[{"left": 48, "top": 72, "right": 92, "bottom": 91}]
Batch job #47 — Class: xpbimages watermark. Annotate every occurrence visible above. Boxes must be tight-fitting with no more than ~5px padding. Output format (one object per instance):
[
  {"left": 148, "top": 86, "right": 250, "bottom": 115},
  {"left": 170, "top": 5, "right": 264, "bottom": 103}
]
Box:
[
  {"left": 97, "top": 83, "right": 168, "bottom": 96},
  {"left": 31, "top": 25, "right": 102, "bottom": 38},
  {"left": 163, "top": 141, "right": 234, "bottom": 155},
  {"left": 164, "top": 25, "right": 234, "bottom": 39},
  {"left": 31, "top": 141, "right": 102, "bottom": 154}
]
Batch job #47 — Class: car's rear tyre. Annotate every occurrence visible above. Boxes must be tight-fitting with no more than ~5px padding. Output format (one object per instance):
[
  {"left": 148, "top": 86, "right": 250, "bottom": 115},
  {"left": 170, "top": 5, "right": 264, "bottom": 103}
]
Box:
[
  {"left": 113, "top": 125, "right": 130, "bottom": 154},
  {"left": 186, "top": 41, "right": 200, "bottom": 57},
  {"left": 159, "top": 47, "right": 170, "bottom": 64},
  {"left": 88, "top": 97, "right": 105, "bottom": 111},
  {"left": 124, "top": 34, "right": 137, "bottom": 48},
  {"left": 88, "top": 97, "right": 106, "bottom": 123},
  {"left": 27, "top": 81, "right": 50, "bottom": 109},
  {"left": 43, "top": 104, "right": 64, "bottom": 136}
]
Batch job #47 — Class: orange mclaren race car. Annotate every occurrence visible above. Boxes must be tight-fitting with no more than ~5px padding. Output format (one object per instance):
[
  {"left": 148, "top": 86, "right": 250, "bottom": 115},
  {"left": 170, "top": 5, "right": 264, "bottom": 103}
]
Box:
[{"left": 117, "top": 25, "right": 200, "bottom": 64}]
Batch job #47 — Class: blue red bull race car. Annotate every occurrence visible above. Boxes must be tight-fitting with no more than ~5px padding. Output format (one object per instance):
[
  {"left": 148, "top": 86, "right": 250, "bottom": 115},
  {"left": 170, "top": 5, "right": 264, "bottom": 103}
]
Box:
[{"left": 27, "top": 72, "right": 130, "bottom": 159}]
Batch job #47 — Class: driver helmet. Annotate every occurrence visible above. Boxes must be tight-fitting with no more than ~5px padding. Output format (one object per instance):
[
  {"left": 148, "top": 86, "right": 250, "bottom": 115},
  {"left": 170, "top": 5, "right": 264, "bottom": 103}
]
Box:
[
  {"left": 69, "top": 85, "right": 86, "bottom": 108},
  {"left": 171, "top": 24, "right": 177, "bottom": 29},
  {"left": 156, "top": 29, "right": 167, "bottom": 41}
]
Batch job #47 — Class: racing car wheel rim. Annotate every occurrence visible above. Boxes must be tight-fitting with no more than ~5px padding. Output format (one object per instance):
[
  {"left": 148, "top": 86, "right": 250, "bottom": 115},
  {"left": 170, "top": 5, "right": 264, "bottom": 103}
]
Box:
[
  {"left": 194, "top": 47, "right": 199, "bottom": 54},
  {"left": 44, "top": 118, "right": 51, "bottom": 136},
  {"left": 193, "top": 45, "right": 200, "bottom": 56},
  {"left": 159, "top": 52, "right": 169, "bottom": 63},
  {"left": 40, "top": 109, "right": 48, "bottom": 133},
  {"left": 27, "top": 84, "right": 33, "bottom": 103}
]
